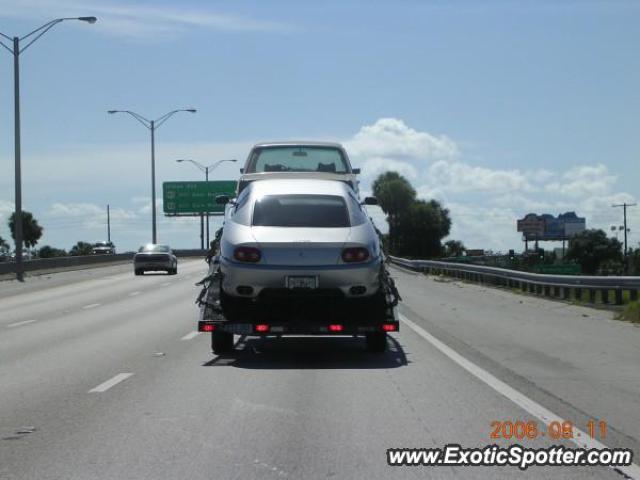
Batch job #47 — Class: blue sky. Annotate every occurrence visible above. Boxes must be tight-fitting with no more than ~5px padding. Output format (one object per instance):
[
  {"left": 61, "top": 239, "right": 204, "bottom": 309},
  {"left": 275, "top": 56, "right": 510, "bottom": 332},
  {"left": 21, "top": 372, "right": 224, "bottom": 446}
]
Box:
[{"left": 0, "top": 0, "right": 638, "bottom": 252}]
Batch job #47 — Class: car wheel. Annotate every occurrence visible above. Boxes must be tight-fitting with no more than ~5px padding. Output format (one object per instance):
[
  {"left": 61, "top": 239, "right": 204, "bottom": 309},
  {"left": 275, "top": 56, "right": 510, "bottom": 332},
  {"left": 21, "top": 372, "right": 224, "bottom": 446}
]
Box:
[
  {"left": 365, "top": 332, "right": 387, "bottom": 353},
  {"left": 212, "top": 330, "right": 234, "bottom": 354}
]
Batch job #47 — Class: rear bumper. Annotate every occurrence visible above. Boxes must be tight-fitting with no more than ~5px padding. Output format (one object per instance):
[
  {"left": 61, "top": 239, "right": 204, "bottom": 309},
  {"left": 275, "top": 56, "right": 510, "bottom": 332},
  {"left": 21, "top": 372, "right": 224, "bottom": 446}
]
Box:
[
  {"left": 198, "top": 320, "right": 399, "bottom": 336},
  {"left": 134, "top": 260, "right": 174, "bottom": 270},
  {"left": 220, "top": 256, "right": 382, "bottom": 298}
]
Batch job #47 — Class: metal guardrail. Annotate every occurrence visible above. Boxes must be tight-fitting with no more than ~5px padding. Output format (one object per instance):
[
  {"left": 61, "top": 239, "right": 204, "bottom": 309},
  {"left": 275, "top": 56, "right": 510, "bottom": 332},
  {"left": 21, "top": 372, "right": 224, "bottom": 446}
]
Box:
[
  {"left": 0, "top": 249, "right": 207, "bottom": 276},
  {"left": 389, "top": 256, "right": 640, "bottom": 306}
]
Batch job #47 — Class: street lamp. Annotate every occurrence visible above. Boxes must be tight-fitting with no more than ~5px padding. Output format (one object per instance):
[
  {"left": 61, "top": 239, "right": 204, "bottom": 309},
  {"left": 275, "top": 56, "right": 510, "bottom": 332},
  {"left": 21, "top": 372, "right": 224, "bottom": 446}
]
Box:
[
  {"left": 176, "top": 158, "right": 237, "bottom": 245},
  {"left": 109, "top": 109, "right": 197, "bottom": 244},
  {"left": 0, "top": 16, "right": 97, "bottom": 282}
]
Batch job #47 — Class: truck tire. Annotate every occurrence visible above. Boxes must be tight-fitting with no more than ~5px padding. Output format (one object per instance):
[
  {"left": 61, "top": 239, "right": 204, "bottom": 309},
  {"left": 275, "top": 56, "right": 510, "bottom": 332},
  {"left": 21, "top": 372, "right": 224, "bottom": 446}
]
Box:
[
  {"left": 212, "top": 330, "right": 234, "bottom": 354},
  {"left": 365, "top": 332, "right": 387, "bottom": 353}
]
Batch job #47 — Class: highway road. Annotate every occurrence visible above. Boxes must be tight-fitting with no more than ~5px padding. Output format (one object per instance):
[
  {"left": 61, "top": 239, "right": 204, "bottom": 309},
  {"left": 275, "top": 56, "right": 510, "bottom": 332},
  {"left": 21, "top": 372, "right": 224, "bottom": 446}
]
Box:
[{"left": 1, "top": 260, "right": 639, "bottom": 479}]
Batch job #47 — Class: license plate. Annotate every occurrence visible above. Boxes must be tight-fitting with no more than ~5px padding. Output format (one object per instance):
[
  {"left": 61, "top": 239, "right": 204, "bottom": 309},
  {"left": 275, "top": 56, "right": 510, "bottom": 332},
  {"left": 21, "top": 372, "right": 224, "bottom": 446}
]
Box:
[{"left": 287, "top": 276, "right": 317, "bottom": 289}]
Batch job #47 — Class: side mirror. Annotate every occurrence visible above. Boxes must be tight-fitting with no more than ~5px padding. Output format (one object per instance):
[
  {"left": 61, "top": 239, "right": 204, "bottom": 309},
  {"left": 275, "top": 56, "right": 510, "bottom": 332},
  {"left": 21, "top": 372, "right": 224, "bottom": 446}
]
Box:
[
  {"left": 352, "top": 168, "right": 361, "bottom": 174},
  {"left": 362, "top": 196, "right": 378, "bottom": 206},
  {"left": 239, "top": 168, "right": 244, "bottom": 174},
  {"left": 216, "top": 194, "right": 230, "bottom": 205}
]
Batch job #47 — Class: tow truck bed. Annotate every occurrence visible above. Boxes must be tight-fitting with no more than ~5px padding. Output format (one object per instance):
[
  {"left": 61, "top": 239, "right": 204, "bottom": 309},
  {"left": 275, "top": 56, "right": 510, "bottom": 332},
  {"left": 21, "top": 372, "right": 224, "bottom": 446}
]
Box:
[{"left": 196, "top": 258, "right": 400, "bottom": 353}]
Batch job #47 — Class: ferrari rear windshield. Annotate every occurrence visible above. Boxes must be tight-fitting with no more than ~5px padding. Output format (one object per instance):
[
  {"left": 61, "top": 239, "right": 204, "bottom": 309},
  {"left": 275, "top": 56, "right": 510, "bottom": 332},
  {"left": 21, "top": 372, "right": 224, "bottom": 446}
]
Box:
[
  {"left": 252, "top": 194, "right": 349, "bottom": 228},
  {"left": 247, "top": 146, "right": 349, "bottom": 173}
]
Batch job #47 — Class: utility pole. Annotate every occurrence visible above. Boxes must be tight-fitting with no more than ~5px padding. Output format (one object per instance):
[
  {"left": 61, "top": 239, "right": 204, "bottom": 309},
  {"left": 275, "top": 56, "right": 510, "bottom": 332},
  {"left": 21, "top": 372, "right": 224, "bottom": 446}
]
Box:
[
  {"left": 612, "top": 202, "right": 636, "bottom": 274},
  {"left": 107, "top": 204, "right": 111, "bottom": 243}
]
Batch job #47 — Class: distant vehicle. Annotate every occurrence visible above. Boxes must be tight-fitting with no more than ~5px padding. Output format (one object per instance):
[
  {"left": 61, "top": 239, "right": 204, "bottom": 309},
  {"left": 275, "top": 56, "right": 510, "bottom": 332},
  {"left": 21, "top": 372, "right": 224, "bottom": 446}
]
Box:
[
  {"left": 237, "top": 142, "right": 360, "bottom": 195},
  {"left": 92, "top": 241, "right": 116, "bottom": 255},
  {"left": 134, "top": 244, "right": 177, "bottom": 275},
  {"left": 8, "top": 250, "right": 33, "bottom": 261}
]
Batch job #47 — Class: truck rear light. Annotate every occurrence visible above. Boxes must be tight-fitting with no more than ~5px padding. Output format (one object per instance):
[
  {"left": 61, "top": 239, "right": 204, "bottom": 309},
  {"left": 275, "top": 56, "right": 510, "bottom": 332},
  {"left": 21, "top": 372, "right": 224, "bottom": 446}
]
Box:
[
  {"left": 255, "top": 324, "right": 269, "bottom": 333},
  {"left": 382, "top": 323, "right": 397, "bottom": 332},
  {"left": 342, "top": 247, "right": 369, "bottom": 263},
  {"left": 234, "top": 247, "right": 261, "bottom": 263},
  {"left": 328, "top": 324, "right": 344, "bottom": 332},
  {"left": 199, "top": 322, "right": 216, "bottom": 332}
]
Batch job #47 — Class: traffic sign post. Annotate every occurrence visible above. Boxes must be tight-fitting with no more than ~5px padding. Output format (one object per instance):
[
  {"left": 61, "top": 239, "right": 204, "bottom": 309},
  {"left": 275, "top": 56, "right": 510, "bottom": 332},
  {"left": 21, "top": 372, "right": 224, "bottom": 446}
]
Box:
[{"left": 163, "top": 181, "right": 236, "bottom": 216}]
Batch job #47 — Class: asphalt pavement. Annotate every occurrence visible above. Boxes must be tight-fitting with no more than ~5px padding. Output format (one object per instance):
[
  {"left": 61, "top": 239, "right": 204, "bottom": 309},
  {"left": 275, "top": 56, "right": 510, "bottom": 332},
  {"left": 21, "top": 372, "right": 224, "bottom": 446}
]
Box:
[{"left": 0, "top": 260, "right": 638, "bottom": 479}]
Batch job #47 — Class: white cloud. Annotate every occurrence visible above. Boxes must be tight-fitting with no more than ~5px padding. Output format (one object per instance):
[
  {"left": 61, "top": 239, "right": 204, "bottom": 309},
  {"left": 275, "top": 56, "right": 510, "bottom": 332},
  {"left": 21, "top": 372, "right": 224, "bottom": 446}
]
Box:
[
  {"left": 342, "top": 118, "right": 638, "bottom": 252},
  {"left": 1, "top": 118, "right": 636, "bottom": 252},
  {"left": 0, "top": 0, "right": 289, "bottom": 40},
  {"left": 346, "top": 118, "right": 458, "bottom": 162},
  {"left": 545, "top": 164, "right": 616, "bottom": 198},
  {"left": 427, "top": 160, "right": 533, "bottom": 194}
]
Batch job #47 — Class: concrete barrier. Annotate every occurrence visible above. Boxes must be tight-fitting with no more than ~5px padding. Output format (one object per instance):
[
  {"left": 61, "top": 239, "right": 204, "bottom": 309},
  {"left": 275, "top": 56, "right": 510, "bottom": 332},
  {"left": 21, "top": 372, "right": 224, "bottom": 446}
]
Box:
[{"left": 0, "top": 249, "right": 208, "bottom": 276}]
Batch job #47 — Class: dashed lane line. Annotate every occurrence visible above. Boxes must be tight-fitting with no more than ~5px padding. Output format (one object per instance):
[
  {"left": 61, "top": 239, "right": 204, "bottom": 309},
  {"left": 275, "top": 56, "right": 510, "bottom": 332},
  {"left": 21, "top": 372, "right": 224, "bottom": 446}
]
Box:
[
  {"left": 88, "top": 373, "right": 134, "bottom": 393},
  {"left": 181, "top": 331, "right": 201, "bottom": 341},
  {"left": 82, "top": 303, "right": 101, "bottom": 310},
  {"left": 7, "top": 319, "right": 37, "bottom": 328}
]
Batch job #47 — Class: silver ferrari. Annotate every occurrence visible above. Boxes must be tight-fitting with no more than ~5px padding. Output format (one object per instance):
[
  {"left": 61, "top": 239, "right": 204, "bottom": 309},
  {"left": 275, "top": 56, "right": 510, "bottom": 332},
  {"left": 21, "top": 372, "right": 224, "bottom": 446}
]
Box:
[{"left": 218, "top": 178, "right": 382, "bottom": 301}]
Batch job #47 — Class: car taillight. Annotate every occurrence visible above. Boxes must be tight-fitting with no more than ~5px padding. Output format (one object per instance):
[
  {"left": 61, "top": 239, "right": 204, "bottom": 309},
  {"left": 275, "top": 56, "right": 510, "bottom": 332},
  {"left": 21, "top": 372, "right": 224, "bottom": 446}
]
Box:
[
  {"left": 234, "top": 247, "right": 261, "bottom": 263},
  {"left": 342, "top": 247, "right": 369, "bottom": 263},
  {"left": 382, "top": 323, "right": 398, "bottom": 332},
  {"left": 255, "top": 324, "right": 269, "bottom": 333},
  {"left": 328, "top": 324, "right": 344, "bottom": 332}
]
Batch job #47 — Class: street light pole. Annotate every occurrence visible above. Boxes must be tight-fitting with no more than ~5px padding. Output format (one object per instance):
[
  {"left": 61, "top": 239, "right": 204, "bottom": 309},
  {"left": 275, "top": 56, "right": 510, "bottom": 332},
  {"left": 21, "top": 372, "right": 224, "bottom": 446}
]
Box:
[
  {"left": 0, "top": 17, "right": 97, "bottom": 281},
  {"left": 109, "top": 109, "right": 196, "bottom": 244},
  {"left": 12, "top": 37, "right": 23, "bottom": 281},
  {"left": 175, "top": 158, "right": 237, "bottom": 246},
  {"left": 150, "top": 120, "right": 156, "bottom": 243}
]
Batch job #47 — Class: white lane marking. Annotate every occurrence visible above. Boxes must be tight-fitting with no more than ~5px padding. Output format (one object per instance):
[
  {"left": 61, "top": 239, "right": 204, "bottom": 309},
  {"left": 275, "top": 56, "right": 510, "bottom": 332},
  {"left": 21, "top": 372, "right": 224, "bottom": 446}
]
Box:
[
  {"left": 129, "top": 291, "right": 140, "bottom": 297},
  {"left": 7, "top": 319, "right": 37, "bottom": 328},
  {"left": 399, "top": 313, "right": 640, "bottom": 479},
  {"left": 82, "top": 303, "right": 101, "bottom": 310},
  {"left": 88, "top": 373, "right": 133, "bottom": 393},
  {"left": 181, "top": 331, "right": 201, "bottom": 341}
]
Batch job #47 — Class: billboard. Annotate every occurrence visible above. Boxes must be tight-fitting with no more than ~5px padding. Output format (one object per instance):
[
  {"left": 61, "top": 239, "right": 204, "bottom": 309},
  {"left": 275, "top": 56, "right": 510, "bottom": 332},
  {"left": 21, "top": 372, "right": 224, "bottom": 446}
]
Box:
[
  {"left": 163, "top": 181, "right": 237, "bottom": 216},
  {"left": 517, "top": 214, "right": 545, "bottom": 238},
  {"left": 516, "top": 212, "right": 585, "bottom": 241}
]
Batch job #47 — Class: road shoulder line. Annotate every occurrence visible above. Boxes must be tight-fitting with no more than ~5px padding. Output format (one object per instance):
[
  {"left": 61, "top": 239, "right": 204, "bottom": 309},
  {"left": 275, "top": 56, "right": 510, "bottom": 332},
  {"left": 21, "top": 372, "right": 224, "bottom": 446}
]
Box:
[{"left": 399, "top": 313, "right": 640, "bottom": 479}]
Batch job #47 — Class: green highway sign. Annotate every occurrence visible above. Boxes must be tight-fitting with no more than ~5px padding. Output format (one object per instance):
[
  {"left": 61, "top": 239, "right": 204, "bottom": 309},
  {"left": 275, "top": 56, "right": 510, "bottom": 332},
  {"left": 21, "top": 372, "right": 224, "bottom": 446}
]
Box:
[{"left": 163, "top": 181, "right": 237, "bottom": 215}]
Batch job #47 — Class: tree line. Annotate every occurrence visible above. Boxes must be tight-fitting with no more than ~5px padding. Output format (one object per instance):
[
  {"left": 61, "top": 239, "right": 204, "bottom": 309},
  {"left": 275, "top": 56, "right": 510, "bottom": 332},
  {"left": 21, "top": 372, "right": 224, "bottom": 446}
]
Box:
[{"left": 0, "top": 211, "right": 98, "bottom": 259}]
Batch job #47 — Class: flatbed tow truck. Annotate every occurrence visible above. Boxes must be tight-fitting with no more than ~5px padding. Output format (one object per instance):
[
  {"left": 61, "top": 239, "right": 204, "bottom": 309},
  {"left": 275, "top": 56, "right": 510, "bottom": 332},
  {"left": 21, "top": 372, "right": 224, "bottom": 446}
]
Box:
[
  {"left": 196, "top": 255, "right": 401, "bottom": 354},
  {"left": 194, "top": 141, "right": 401, "bottom": 354}
]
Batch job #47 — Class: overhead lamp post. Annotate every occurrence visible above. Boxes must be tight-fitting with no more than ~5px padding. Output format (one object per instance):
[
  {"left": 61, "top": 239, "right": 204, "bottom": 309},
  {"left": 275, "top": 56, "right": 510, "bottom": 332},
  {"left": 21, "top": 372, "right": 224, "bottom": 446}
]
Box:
[
  {"left": 109, "top": 109, "right": 197, "bottom": 244},
  {"left": 176, "top": 158, "right": 237, "bottom": 245},
  {"left": 0, "top": 16, "right": 97, "bottom": 282}
]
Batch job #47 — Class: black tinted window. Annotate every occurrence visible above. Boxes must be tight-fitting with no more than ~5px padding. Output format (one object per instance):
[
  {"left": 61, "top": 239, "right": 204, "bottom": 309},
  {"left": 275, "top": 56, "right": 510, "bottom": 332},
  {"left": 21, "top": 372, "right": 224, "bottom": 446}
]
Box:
[
  {"left": 253, "top": 195, "right": 349, "bottom": 228},
  {"left": 140, "top": 244, "right": 170, "bottom": 252}
]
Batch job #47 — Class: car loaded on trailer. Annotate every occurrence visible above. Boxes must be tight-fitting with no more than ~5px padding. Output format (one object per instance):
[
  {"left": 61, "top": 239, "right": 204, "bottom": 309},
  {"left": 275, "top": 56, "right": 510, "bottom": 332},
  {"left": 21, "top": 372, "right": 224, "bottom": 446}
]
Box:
[{"left": 195, "top": 142, "right": 401, "bottom": 354}]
